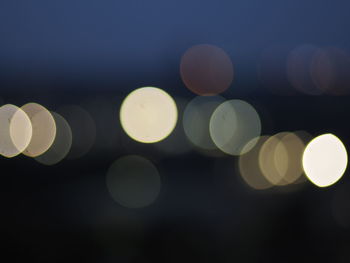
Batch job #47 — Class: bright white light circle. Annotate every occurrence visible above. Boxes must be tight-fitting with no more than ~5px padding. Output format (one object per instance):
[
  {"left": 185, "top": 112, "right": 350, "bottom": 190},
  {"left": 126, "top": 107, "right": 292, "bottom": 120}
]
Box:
[
  {"left": 209, "top": 100, "right": 261, "bottom": 155},
  {"left": 120, "top": 87, "right": 178, "bottom": 143},
  {"left": 303, "top": 133, "right": 347, "bottom": 187}
]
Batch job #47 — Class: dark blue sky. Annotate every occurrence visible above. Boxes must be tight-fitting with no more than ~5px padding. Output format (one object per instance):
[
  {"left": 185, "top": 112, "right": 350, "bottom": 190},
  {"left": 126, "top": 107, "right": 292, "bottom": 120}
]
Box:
[{"left": 0, "top": 0, "right": 349, "bottom": 93}]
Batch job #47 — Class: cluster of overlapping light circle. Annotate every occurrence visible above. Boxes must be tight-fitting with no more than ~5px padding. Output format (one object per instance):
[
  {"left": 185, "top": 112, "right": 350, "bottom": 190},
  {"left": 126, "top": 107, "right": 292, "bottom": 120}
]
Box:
[
  {"left": 118, "top": 86, "right": 347, "bottom": 195},
  {"left": 0, "top": 102, "right": 104, "bottom": 164},
  {"left": 0, "top": 103, "right": 72, "bottom": 165},
  {"left": 112, "top": 43, "right": 349, "bottom": 208},
  {"left": 1, "top": 43, "right": 348, "bottom": 210}
]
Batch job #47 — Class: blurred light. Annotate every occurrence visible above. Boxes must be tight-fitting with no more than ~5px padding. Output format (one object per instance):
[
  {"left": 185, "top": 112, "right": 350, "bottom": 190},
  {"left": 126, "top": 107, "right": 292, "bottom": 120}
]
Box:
[
  {"left": 275, "top": 132, "right": 306, "bottom": 184},
  {"left": 120, "top": 87, "right": 177, "bottom": 143},
  {"left": 21, "top": 103, "right": 56, "bottom": 157},
  {"left": 293, "top": 131, "right": 313, "bottom": 185},
  {"left": 106, "top": 155, "right": 161, "bottom": 208},
  {"left": 311, "top": 47, "right": 350, "bottom": 95},
  {"left": 58, "top": 105, "right": 96, "bottom": 159},
  {"left": 209, "top": 100, "right": 261, "bottom": 155},
  {"left": 183, "top": 95, "right": 225, "bottom": 151},
  {"left": 0, "top": 104, "right": 32, "bottom": 157},
  {"left": 238, "top": 136, "right": 273, "bottom": 190},
  {"left": 258, "top": 45, "right": 296, "bottom": 95},
  {"left": 259, "top": 132, "right": 289, "bottom": 186},
  {"left": 35, "top": 112, "right": 72, "bottom": 165},
  {"left": 303, "top": 133, "right": 347, "bottom": 187},
  {"left": 83, "top": 98, "right": 120, "bottom": 153},
  {"left": 180, "top": 44, "right": 234, "bottom": 96},
  {"left": 287, "top": 44, "right": 324, "bottom": 95},
  {"left": 155, "top": 97, "right": 192, "bottom": 155},
  {"left": 258, "top": 132, "right": 306, "bottom": 187}
]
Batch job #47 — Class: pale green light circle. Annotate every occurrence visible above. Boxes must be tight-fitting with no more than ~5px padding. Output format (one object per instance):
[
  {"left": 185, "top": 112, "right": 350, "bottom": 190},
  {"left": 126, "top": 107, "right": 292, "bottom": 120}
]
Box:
[
  {"left": 183, "top": 95, "right": 225, "bottom": 150},
  {"left": 209, "top": 100, "right": 261, "bottom": 156},
  {"left": 106, "top": 155, "right": 161, "bottom": 208}
]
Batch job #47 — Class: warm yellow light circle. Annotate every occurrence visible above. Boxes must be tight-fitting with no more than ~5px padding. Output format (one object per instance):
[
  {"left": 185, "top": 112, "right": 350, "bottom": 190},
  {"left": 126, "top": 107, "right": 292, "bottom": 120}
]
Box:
[
  {"left": 0, "top": 104, "right": 32, "bottom": 157},
  {"left": 276, "top": 132, "right": 306, "bottom": 184},
  {"left": 10, "top": 107, "right": 33, "bottom": 154},
  {"left": 259, "top": 132, "right": 290, "bottom": 186},
  {"left": 21, "top": 103, "right": 56, "bottom": 157},
  {"left": 120, "top": 87, "right": 178, "bottom": 143},
  {"left": 303, "top": 134, "right": 347, "bottom": 187},
  {"left": 239, "top": 136, "right": 274, "bottom": 190}
]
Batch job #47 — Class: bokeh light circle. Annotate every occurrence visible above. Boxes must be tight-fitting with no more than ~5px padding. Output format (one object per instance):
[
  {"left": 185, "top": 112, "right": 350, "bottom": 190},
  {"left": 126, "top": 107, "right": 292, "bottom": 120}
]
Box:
[
  {"left": 302, "top": 134, "right": 347, "bottom": 187},
  {"left": 21, "top": 103, "right": 56, "bottom": 157},
  {"left": 58, "top": 105, "right": 96, "bottom": 159},
  {"left": 259, "top": 132, "right": 289, "bottom": 186},
  {"left": 183, "top": 95, "right": 225, "bottom": 151},
  {"left": 287, "top": 45, "right": 324, "bottom": 95},
  {"left": 180, "top": 44, "right": 234, "bottom": 96},
  {"left": 0, "top": 104, "right": 32, "bottom": 157},
  {"left": 35, "top": 112, "right": 72, "bottom": 165},
  {"left": 10, "top": 107, "right": 33, "bottom": 155},
  {"left": 209, "top": 100, "right": 261, "bottom": 155},
  {"left": 155, "top": 97, "right": 192, "bottom": 155},
  {"left": 106, "top": 155, "right": 161, "bottom": 208},
  {"left": 120, "top": 87, "right": 178, "bottom": 143},
  {"left": 275, "top": 132, "right": 306, "bottom": 184},
  {"left": 239, "top": 136, "right": 273, "bottom": 190},
  {"left": 311, "top": 47, "right": 350, "bottom": 95},
  {"left": 259, "top": 132, "right": 306, "bottom": 186}
]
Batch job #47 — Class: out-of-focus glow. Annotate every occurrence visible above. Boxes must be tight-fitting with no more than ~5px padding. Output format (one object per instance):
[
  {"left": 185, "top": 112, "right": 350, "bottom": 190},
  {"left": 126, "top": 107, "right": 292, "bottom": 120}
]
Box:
[
  {"left": 275, "top": 132, "right": 306, "bottom": 184},
  {"left": 21, "top": 103, "right": 56, "bottom": 157},
  {"left": 120, "top": 87, "right": 177, "bottom": 143},
  {"left": 155, "top": 98, "right": 191, "bottom": 155},
  {"left": 10, "top": 106, "right": 33, "bottom": 156},
  {"left": 58, "top": 105, "right": 96, "bottom": 159},
  {"left": 106, "top": 155, "right": 161, "bottom": 208},
  {"left": 83, "top": 98, "right": 120, "bottom": 153},
  {"left": 209, "top": 100, "right": 261, "bottom": 155},
  {"left": 35, "top": 112, "right": 72, "bottom": 165},
  {"left": 180, "top": 44, "right": 234, "bottom": 96},
  {"left": 287, "top": 45, "right": 324, "bottom": 95},
  {"left": 303, "top": 134, "right": 347, "bottom": 187},
  {"left": 311, "top": 47, "right": 350, "bottom": 95},
  {"left": 258, "top": 45, "right": 296, "bottom": 95},
  {"left": 0, "top": 104, "right": 32, "bottom": 157},
  {"left": 259, "top": 133, "right": 289, "bottom": 186},
  {"left": 183, "top": 96, "right": 225, "bottom": 151},
  {"left": 239, "top": 136, "right": 273, "bottom": 190}
]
